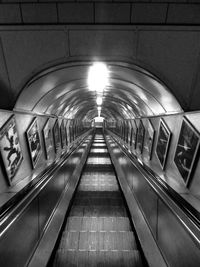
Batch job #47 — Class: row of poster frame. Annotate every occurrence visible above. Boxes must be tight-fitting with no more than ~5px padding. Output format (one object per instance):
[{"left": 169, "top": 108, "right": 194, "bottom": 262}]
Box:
[
  {"left": 0, "top": 115, "right": 86, "bottom": 185},
  {"left": 109, "top": 116, "right": 200, "bottom": 187}
]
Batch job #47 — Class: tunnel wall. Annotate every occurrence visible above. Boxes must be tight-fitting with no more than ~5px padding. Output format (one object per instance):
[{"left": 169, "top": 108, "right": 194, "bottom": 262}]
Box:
[
  {"left": 143, "top": 112, "right": 200, "bottom": 204},
  {"left": 107, "top": 111, "right": 200, "bottom": 212},
  {"left": 0, "top": 108, "right": 93, "bottom": 266},
  {"left": 0, "top": 109, "right": 90, "bottom": 211},
  {"left": 0, "top": 132, "right": 93, "bottom": 267},
  {"left": 106, "top": 120, "right": 200, "bottom": 267}
]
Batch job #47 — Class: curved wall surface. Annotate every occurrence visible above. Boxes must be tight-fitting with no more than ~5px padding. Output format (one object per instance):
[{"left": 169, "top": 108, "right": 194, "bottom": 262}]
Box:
[{"left": 14, "top": 61, "right": 183, "bottom": 120}]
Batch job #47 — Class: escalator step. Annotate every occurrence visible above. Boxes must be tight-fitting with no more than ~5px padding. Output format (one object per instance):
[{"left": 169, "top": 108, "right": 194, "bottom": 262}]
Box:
[
  {"left": 69, "top": 205, "right": 127, "bottom": 217},
  {"left": 66, "top": 217, "right": 131, "bottom": 231},
  {"left": 54, "top": 250, "right": 143, "bottom": 267}
]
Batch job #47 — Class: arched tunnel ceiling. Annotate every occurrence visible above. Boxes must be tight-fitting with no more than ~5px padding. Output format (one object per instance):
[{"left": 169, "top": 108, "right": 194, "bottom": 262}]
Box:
[{"left": 14, "top": 61, "right": 183, "bottom": 121}]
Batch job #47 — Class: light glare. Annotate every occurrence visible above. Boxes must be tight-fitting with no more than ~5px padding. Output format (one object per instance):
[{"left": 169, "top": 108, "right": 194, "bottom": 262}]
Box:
[
  {"left": 88, "top": 62, "right": 109, "bottom": 92},
  {"left": 96, "top": 96, "right": 103, "bottom": 105},
  {"left": 95, "top": 117, "right": 104, "bottom": 122},
  {"left": 97, "top": 106, "right": 101, "bottom": 117}
]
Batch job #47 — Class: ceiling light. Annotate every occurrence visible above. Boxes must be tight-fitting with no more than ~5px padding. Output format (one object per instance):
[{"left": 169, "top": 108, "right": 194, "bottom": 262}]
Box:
[
  {"left": 88, "top": 62, "right": 109, "bottom": 92},
  {"left": 96, "top": 96, "right": 103, "bottom": 105}
]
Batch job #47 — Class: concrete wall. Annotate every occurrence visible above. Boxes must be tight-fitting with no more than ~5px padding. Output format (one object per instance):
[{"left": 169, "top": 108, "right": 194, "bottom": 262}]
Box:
[{"left": 0, "top": 2, "right": 200, "bottom": 25}]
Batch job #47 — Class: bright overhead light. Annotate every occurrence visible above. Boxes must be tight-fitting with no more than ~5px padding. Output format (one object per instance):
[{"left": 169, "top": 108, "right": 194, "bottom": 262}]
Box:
[
  {"left": 88, "top": 62, "right": 109, "bottom": 92},
  {"left": 95, "top": 117, "right": 104, "bottom": 122},
  {"left": 96, "top": 96, "right": 103, "bottom": 106}
]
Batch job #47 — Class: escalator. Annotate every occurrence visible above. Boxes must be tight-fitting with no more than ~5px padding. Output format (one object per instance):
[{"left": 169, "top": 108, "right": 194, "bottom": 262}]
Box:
[{"left": 50, "top": 131, "right": 146, "bottom": 267}]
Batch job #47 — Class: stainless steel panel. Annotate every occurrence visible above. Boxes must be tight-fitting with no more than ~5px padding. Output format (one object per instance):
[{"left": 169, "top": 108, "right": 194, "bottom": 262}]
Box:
[
  {"left": 38, "top": 170, "right": 65, "bottom": 233},
  {"left": 130, "top": 168, "right": 158, "bottom": 238},
  {"left": 106, "top": 134, "right": 167, "bottom": 267},
  {"left": 58, "top": 164, "right": 73, "bottom": 185},
  {"left": 110, "top": 138, "right": 158, "bottom": 237},
  {"left": 157, "top": 199, "right": 200, "bottom": 267},
  {"left": 0, "top": 130, "right": 91, "bottom": 267},
  {"left": 0, "top": 198, "right": 39, "bottom": 267},
  {"left": 107, "top": 132, "right": 200, "bottom": 267},
  {"left": 59, "top": 145, "right": 88, "bottom": 185},
  {"left": 38, "top": 138, "right": 89, "bottom": 234},
  {"left": 28, "top": 132, "right": 92, "bottom": 267},
  {"left": 15, "top": 61, "right": 182, "bottom": 121}
]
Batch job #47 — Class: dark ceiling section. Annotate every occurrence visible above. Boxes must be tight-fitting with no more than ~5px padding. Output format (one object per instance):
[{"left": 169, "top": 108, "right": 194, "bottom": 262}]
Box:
[
  {"left": 0, "top": 2, "right": 199, "bottom": 26},
  {"left": 14, "top": 61, "right": 183, "bottom": 121}
]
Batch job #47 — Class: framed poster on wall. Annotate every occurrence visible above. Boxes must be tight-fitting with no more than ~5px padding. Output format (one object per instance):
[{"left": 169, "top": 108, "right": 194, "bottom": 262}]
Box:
[
  {"left": 125, "top": 121, "right": 129, "bottom": 144},
  {"left": 26, "top": 117, "right": 42, "bottom": 169},
  {"left": 65, "top": 120, "right": 69, "bottom": 146},
  {"left": 53, "top": 119, "right": 61, "bottom": 153},
  {"left": 69, "top": 120, "right": 74, "bottom": 143},
  {"left": 156, "top": 119, "right": 171, "bottom": 169},
  {"left": 60, "top": 120, "right": 66, "bottom": 149},
  {"left": 42, "top": 119, "right": 53, "bottom": 160},
  {"left": 129, "top": 127, "right": 133, "bottom": 147},
  {"left": 127, "top": 121, "right": 132, "bottom": 145},
  {"left": 146, "top": 119, "right": 155, "bottom": 160},
  {"left": 0, "top": 115, "right": 23, "bottom": 184},
  {"left": 137, "top": 120, "right": 145, "bottom": 154},
  {"left": 131, "top": 120, "right": 138, "bottom": 150},
  {"left": 174, "top": 117, "right": 200, "bottom": 186}
]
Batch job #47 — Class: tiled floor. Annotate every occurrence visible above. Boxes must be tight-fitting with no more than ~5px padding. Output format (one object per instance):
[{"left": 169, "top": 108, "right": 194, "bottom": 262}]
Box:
[{"left": 52, "top": 134, "right": 144, "bottom": 267}]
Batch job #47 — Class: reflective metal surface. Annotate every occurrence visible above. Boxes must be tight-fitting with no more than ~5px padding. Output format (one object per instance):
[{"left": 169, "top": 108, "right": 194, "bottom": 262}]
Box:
[
  {"left": 106, "top": 131, "right": 200, "bottom": 267},
  {"left": 15, "top": 61, "right": 182, "bottom": 121},
  {"left": 0, "top": 133, "right": 93, "bottom": 267},
  {"left": 0, "top": 198, "right": 39, "bottom": 266},
  {"left": 52, "top": 132, "right": 144, "bottom": 267},
  {"left": 157, "top": 199, "right": 200, "bottom": 267}
]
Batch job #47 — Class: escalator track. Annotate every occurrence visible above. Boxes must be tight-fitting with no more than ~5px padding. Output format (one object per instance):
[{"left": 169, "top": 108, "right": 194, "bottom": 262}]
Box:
[{"left": 51, "top": 132, "right": 146, "bottom": 267}]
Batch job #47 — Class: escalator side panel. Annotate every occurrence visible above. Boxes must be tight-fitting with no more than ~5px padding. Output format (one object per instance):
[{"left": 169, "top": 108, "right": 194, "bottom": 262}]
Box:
[
  {"left": 38, "top": 169, "right": 65, "bottom": 234},
  {"left": 0, "top": 198, "right": 39, "bottom": 267},
  {"left": 157, "top": 199, "right": 200, "bottom": 267}
]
